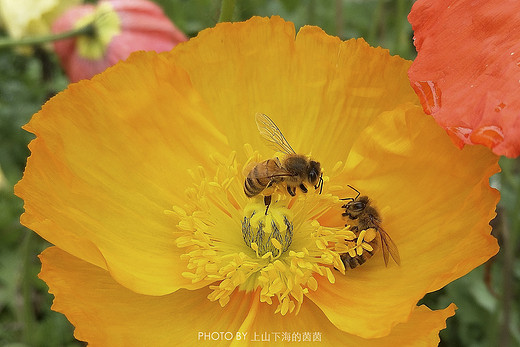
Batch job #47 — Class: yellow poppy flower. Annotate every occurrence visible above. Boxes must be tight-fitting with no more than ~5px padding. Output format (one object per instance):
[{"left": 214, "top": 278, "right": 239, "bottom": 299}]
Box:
[{"left": 16, "top": 16, "right": 499, "bottom": 344}]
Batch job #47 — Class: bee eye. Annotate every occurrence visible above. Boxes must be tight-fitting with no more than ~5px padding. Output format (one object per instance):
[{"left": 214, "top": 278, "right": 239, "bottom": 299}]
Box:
[
  {"left": 309, "top": 171, "right": 317, "bottom": 182},
  {"left": 353, "top": 202, "right": 365, "bottom": 211}
]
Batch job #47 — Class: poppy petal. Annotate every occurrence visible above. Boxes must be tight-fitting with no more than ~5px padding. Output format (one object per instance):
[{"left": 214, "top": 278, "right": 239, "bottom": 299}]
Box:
[
  {"left": 39, "top": 246, "right": 455, "bottom": 345},
  {"left": 168, "top": 17, "right": 418, "bottom": 169},
  {"left": 15, "top": 51, "right": 229, "bottom": 295},
  {"left": 408, "top": 0, "right": 520, "bottom": 157}
]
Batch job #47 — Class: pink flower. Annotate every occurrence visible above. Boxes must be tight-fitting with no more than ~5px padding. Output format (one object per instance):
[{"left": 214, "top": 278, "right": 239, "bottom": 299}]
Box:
[{"left": 52, "top": 0, "right": 187, "bottom": 82}]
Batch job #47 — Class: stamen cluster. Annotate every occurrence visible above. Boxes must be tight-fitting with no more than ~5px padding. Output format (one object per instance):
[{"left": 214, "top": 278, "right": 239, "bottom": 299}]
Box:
[{"left": 168, "top": 148, "right": 365, "bottom": 314}]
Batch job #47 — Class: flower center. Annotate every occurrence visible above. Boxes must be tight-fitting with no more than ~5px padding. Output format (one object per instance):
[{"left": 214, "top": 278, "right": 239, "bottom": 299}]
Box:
[
  {"left": 75, "top": 2, "right": 121, "bottom": 60},
  {"left": 241, "top": 202, "right": 293, "bottom": 258},
  {"left": 167, "top": 145, "right": 350, "bottom": 315}
]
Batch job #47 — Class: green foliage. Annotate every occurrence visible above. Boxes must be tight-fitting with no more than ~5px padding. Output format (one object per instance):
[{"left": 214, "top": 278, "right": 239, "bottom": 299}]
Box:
[
  {"left": 0, "top": 1, "right": 517, "bottom": 346},
  {"left": 0, "top": 44, "right": 80, "bottom": 346},
  {"left": 156, "top": 0, "right": 221, "bottom": 37},
  {"left": 155, "top": 0, "right": 416, "bottom": 59}
]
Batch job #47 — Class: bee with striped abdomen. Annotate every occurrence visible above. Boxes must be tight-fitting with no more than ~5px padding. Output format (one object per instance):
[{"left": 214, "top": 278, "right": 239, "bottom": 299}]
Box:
[
  {"left": 244, "top": 113, "right": 323, "bottom": 213},
  {"left": 340, "top": 185, "right": 400, "bottom": 269}
]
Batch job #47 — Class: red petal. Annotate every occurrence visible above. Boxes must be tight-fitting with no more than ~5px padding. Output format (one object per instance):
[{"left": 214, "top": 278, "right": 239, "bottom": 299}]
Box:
[{"left": 408, "top": 0, "right": 520, "bottom": 157}]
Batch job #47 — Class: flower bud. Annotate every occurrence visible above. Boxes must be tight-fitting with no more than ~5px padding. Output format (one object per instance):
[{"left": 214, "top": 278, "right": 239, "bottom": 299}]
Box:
[{"left": 52, "top": 0, "right": 187, "bottom": 82}]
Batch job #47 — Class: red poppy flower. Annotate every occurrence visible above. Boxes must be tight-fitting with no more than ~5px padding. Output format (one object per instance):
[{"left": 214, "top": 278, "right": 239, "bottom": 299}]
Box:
[
  {"left": 52, "top": 0, "right": 187, "bottom": 82},
  {"left": 408, "top": 0, "right": 520, "bottom": 157}
]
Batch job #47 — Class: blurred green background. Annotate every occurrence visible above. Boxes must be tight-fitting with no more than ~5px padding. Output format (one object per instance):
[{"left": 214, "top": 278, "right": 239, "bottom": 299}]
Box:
[{"left": 0, "top": 0, "right": 518, "bottom": 346}]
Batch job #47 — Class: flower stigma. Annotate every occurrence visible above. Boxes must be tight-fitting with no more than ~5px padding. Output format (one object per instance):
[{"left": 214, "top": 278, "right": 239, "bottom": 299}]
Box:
[
  {"left": 166, "top": 145, "right": 353, "bottom": 315},
  {"left": 242, "top": 201, "right": 293, "bottom": 259}
]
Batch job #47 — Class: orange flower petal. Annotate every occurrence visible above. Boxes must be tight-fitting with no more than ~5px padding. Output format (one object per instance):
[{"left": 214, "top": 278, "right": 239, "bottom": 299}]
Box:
[
  {"left": 309, "top": 104, "right": 499, "bottom": 338},
  {"left": 169, "top": 17, "right": 418, "bottom": 169},
  {"left": 39, "top": 246, "right": 455, "bottom": 345},
  {"left": 251, "top": 301, "right": 456, "bottom": 346},
  {"left": 39, "top": 247, "right": 253, "bottom": 345},
  {"left": 15, "top": 51, "right": 229, "bottom": 295},
  {"left": 408, "top": 0, "right": 520, "bottom": 157}
]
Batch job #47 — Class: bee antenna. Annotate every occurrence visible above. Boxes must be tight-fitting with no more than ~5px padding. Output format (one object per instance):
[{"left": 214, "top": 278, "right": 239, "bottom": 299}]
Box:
[{"left": 346, "top": 185, "right": 360, "bottom": 200}]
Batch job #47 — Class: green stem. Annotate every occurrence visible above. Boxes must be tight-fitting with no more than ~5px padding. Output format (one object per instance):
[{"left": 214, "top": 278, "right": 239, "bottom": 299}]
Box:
[
  {"left": 499, "top": 210, "right": 512, "bottom": 347},
  {"left": 395, "top": 0, "right": 410, "bottom": 58},
  {"left": 218, "top": 0, "right": 236, "bottom": 23},
  {"left": 307, "top": 0, "right": 316, "bottom": 25},
  {"left": 498, "top": 157, "right": 520, "bottom": 346},
  {"left": 0, "top": 23, "right": 94, "bottom": 49},
  {"left": 368, "top": 0, "right": 384, "bottom": 46},
  {"left": 20, "top": 231, "right": 36, "bottom": 346},
  {"left": 335, "top": 0, "right": 344, "bottom": 38}
]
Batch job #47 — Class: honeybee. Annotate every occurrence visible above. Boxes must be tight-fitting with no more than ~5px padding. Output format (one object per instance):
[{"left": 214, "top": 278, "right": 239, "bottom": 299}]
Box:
[
  {"left": 340, "top": 185, "right": 400, "bottom": 269},
  {"left": 244, "top": 113, "right": 323, "bottom": 212}
]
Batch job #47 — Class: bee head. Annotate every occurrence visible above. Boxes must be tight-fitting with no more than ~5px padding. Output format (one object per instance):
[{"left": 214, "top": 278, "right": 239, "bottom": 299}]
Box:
[
  {"left": 307, "top": 160, "right": 321, "bottom": 185},
  {"left": 342, "top": 195, "right": 369, "bottom": 218},
  {"left": 348, "top": 200, "right": 366, "bottom": 212}
]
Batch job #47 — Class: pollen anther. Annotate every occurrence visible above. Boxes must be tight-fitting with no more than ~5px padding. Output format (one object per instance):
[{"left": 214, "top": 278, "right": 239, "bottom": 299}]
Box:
[{"left": 170, "top": 150, "right": 351, "bottom": 316}]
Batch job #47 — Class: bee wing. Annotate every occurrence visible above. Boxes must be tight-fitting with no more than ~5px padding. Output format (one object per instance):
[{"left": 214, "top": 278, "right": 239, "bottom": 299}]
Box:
[
  {"left": 374, "top": 221, "right": 401, "bottom": 266},
  {"left": 255, "top": 113, "right": 296, "bottom": 155},
  {"left": 255, "top": 166, "right": 295, "bottom": 180}
]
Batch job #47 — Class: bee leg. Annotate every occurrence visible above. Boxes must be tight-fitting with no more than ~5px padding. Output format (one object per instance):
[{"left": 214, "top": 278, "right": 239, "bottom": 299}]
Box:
[
  {"left": 264, "top": 195, "right": 272, "bottom": 215},
  {"left": 314, "top": 173, "right": 324, "bottom": 194},
  {"left": 299, "top": 183, "right": 308, "bottom": 193},
  {"left": 348, "top": 225, "right": 359, "bottom": 232},
  {"left": 287, "top": 186, "right": 296, "bottom": 196},
  {"left": 342, "top": 212, "right": 357, "bottom": 219}
]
